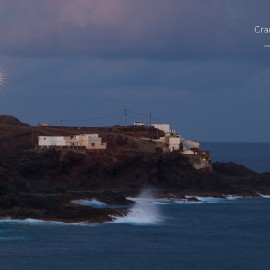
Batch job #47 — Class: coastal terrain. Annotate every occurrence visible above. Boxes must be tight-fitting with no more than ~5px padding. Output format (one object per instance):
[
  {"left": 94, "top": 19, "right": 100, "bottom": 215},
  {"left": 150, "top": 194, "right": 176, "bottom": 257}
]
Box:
[{"left": 0, "top": 115, "right": 270, "bottom": 223}]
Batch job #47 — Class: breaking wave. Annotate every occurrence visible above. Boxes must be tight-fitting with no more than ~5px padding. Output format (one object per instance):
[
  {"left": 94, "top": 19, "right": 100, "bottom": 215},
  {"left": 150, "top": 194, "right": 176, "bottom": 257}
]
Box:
[
  {"left": 257, "top": 193, "right": 270, "bottom": 199},
  {"left": 187, "top": 196, "right": 245, "bottom": 203},
  {"left": 112, "top": 189, "right": 163, "bottom": 225},
  {"left": 71, "top": 199, "right": 127, "bottom": 209},
  {"left": 0, "top": 218, "right": 93, "bottom": 226},
  {"left": 226, "top": 195, "right": 244, "bottom": 200},
  {"left": 190, "top": 196, "right": 227, "bottom": 203},
  {"left": 126, "top": 197, "right": 175, "bottom": 205},
  {"left": 123, "top": 194, "right": 249, "bottom": 207},
  {"left": 127, "top": 197, "right": 203, "bottom": 205},
  {"left": 126, "top": 196, "right": 238, "bottom": 205},
  {"left": 72, "top": 199, "right": 108, "bottom": 208}
]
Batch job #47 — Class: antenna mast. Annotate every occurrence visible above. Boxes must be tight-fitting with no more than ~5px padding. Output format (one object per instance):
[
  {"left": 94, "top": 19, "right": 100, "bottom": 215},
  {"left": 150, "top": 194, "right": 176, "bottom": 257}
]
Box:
[{"left": 124, "top": 108, "right": 127, "bottom": 126}]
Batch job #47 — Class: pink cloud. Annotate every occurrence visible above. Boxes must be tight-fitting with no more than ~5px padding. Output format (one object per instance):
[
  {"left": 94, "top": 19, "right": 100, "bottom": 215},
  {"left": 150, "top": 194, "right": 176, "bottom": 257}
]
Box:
[{"left": 0, "top": 0, "right": 267, "bottom": 57}]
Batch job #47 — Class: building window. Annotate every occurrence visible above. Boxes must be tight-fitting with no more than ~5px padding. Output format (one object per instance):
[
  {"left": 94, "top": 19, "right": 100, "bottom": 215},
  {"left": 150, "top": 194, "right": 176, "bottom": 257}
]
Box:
[{"left": 91, "top": 143, "right": 95, "bottom": 147}]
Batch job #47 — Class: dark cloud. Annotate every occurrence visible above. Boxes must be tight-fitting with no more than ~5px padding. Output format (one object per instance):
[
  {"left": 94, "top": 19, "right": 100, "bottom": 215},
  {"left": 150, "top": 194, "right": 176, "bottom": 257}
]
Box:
[
  {"left": 0, "top": 0, "right": 269, "bottom": 59},
  {"left": 0, "top": 1, "right": 270, "bottom": 141}
]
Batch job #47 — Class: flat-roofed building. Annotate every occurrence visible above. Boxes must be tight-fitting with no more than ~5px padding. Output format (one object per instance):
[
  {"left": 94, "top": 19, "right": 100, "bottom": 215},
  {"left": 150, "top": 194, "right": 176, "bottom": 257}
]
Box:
[{"left": 38, "top": 134, "right": 107, "bottom": 151}]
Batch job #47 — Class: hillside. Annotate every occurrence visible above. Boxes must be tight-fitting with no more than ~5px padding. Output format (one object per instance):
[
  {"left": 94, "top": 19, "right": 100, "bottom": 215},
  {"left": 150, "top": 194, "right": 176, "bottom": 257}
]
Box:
[{"left": 0, "top": 115, "right": 270, "bottom": 222}]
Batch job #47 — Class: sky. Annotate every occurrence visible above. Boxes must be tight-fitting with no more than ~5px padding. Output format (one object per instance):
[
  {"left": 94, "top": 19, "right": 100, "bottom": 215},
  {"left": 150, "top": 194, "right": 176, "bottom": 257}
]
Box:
[{"left": 0, "top": 0, "right": 270, "bottom": 142}]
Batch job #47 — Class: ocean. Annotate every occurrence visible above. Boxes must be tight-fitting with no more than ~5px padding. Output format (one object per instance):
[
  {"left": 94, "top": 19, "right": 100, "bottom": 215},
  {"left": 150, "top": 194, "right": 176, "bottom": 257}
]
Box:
[
  {"left": 1, "top": 143, "right": 270, "bottom": 270},
  {"left": 201, "top": 142, "right": 270, "bottom": 173}
]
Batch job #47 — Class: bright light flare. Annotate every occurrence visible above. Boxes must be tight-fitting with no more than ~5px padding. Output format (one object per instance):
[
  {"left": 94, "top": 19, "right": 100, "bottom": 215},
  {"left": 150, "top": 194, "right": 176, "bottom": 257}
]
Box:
[
  {"left": 0, "top": 69, "right": 6, "bottom": 87},
  {"left": 0, "top": 72, "right": 3, "bottom": 84}
]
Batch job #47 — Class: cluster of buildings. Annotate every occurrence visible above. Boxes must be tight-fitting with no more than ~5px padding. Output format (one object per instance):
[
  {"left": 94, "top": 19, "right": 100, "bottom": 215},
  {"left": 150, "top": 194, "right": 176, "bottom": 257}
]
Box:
[
  {"left": 37, "top": 122, "right": 212, "bottom": 172},
  {"left": 148, "top": 123, "right": 212, "bottom": 172},
  {"left": 38, "top": 134, "right": 107, "bottom": 151}
]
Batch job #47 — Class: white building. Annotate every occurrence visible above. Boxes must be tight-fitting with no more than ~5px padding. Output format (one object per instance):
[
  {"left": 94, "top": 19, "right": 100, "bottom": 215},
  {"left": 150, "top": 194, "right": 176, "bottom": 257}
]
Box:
[
  {"left": 181, "top": 149, "right": 194, "bottom": 155},
  {"left": 151, "top": 123, "right": 176, "bottom": 135},
  {"left": 38, "top": 136, "right": 71, "bottom": 147},
  {"left": 150, "top": 123, "right": 180, "bottom": 152},
  {"left": 153, "top": 134, "right": 181, "bottom": 152},
  {"left": 133, "top": 121, "right": 145, "bottom": 126},
  {"left": 38, "top": 134, "right": 107, "bottom": 151},
  {"left": 165, "top": 135, "right": 181, "bottom": 152},
  {"left": 151, "top": 123, "right": 171, "bottom": 134},
  {"left": 181, "top": 139, "right": 200, "bottom": 151},
  {"left": 75, "top": 134, "right": 107, "bottom": 150}
]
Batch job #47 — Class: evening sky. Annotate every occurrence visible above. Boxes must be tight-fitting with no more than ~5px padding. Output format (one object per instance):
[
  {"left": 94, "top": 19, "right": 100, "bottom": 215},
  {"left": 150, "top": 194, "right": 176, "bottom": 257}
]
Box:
[{"left": 0, "top": 0, "right": 269, "bottom": 142}]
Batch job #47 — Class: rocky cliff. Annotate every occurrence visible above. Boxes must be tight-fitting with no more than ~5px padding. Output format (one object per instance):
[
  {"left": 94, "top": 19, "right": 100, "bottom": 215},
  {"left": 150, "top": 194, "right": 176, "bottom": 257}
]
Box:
[{"left": 0, "top": 116, "right": 269, "bottom": 222}]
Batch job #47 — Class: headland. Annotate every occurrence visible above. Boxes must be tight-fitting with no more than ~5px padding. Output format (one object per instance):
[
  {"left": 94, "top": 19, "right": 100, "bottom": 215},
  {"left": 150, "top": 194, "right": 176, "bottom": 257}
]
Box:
[{"left": 0, "top": 115, "right": 269, "bottom": 223}]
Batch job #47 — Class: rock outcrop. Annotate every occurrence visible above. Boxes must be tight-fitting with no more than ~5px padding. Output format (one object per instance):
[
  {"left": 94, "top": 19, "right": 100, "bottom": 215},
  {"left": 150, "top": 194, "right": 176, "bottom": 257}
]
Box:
[{"left": 0, "top": 115, "right": 269, "bottom": 222}]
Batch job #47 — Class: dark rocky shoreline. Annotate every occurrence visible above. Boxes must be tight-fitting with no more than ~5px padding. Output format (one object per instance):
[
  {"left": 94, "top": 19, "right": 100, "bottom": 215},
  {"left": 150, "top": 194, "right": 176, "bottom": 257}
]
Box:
[{"left": 0, "top": 115, "right": 270, "bottom": 223}]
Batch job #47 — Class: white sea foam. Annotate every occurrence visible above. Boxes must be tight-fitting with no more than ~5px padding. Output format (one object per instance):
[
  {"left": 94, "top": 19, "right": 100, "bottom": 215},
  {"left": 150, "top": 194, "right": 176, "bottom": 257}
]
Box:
[
  {"left": 72, "top": 199, "right": 108, "bottom": 208},
  {"left": 128, "top": 195, "right": 244, "bottom": 205},
  {"left": 126, "top": 197, "right": 174, "bottom": 205},
  {"left": 174, "top": 199, "right": 202, "bottom": 204},
  {"left": 190, "top": 195, "right": 250, "bottom": 202},
  {"left": 185, "top": 196, "right": 227, "bottom": 203},
  {"left": 112, "top": 189, "right": 163, "bottom": 225},
  {"left": 127, "top": 194, "right": 249, "bottom": 206},
  {"left": 0, "top": 218, "right": 92, "bottom": 226},
  {"left": 127, "top": 195, "right": 225, "bottom": 205},
  {"left": 127, "top": 197, "right": 202, "bottom": 205},
  {"left": 257, "top": 193, "right": 270, "bottom": 199},
  {"left": 0, "top": 218, "right": 63, "bottom": 225},
  {"left": 226, "top": 195, "right": 243, "bottom": 200}
]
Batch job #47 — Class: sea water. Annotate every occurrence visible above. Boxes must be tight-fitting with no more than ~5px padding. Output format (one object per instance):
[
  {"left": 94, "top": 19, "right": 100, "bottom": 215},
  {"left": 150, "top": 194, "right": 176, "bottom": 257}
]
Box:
[
  {"left": 1, "top": 143, "right": 270, "bottom": 270},
  {"left": 201, "top": 142, "right": 270, "bottom": 173},
  {"left": 1, "top": 198, "right": 270, "bottom": 270}
]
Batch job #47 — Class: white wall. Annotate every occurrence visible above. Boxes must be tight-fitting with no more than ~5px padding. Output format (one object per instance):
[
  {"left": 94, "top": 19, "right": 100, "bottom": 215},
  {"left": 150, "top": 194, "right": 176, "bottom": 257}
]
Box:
[
  {"left": 151, "top": 124, "right": 170, "bottom": 133},
  {"left": 182, "top": 140, "right": 200, "bottom": 150},
  {"left": 168, "top": 136, "right": 180, "bottom": 151},
  {"left": 75, "top": 134, "right": 107, "bottom": 149},
  {"left": 38, "top": 134, "right": 107, "bottom": 150},
  {"left": 38, "top": 136, "right": 70, "bottom": 147}
]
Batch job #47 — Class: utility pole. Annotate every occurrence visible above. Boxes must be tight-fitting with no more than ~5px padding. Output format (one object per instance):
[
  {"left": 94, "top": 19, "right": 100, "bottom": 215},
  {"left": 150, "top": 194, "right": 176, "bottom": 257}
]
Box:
[
  {"left": 32, "top": 127, "right": 34, "bottom": 147},
  {"left": 124, "top": 108, "right": 127, "bottom": 126},
  {"left": 149, "top": 112, "right": 152, "bottom": 126}
]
